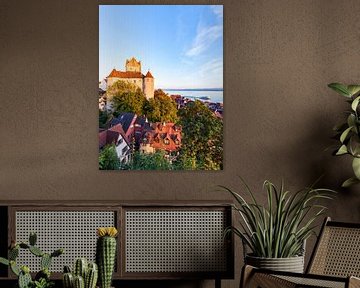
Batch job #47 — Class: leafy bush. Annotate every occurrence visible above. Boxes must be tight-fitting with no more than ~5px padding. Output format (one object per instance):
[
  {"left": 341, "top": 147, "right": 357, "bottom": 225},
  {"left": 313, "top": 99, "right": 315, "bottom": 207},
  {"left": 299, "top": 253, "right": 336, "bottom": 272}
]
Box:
[{"left": 328, "top": 83, "right": 360, "bottom": 187}]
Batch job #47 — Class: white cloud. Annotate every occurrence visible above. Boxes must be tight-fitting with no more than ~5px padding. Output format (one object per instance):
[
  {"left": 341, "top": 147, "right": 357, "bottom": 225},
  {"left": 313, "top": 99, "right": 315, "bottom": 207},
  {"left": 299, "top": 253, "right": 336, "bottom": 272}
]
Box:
[
  {"left": 167, "top": 58, "right": 222, "bottom": 89},
  {"left": 211, "top": 5, "right": 223, "bottom": 19},
  {"left": 186, "top": 24, "right": 223, "bottom": 57},
  {"left": 179, "top": 56, "right": 193, "bottom": 65},
  {"left": 199, "top": 58, "right": 223, "bottom": 77}
]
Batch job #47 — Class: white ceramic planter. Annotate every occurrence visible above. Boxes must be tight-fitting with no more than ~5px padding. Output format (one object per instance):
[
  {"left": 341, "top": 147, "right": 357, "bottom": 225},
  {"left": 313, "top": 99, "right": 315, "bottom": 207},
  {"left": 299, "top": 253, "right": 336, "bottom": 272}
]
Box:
[{"left": 245, "top": 254, "right": 305, "bottom": 273}]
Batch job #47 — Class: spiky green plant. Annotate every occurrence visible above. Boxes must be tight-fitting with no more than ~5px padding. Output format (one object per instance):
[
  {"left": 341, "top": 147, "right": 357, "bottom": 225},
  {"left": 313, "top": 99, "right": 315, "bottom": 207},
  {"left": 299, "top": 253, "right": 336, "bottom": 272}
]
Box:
[
  {"left": 73, "top": 275, "right": 85, "bottom": 288},
  {"left": 74, "top": 258, "right": 88, "bottom": 280},
  {"left": 328, "top": 82, "right": 360, "bottom": 187},
  {"left": 85, "top": 262, "right": 98, "bottom": 288},
  {"left": 62, "top": 271, "right": 74, "bottom": 288},
  {"left": 96, "top": 227, "right": 118, "bottom": 288},
  {"left": 32, "top": 278, "right": 54, "bottom": 288},
  {"left": 221, "top": 179, "right": 335, "bottom": 258},
  {"left": 62, "top": 260, "right": 98, "bottom": 288},
  {"left": 0, "top": 232, "right": 63, "bottom": 288}
]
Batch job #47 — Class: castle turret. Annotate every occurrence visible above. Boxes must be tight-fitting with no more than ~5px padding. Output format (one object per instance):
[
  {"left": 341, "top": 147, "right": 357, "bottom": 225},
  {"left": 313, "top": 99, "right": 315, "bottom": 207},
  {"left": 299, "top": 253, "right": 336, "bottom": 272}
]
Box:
[
  {"left": 126, "top": 57, "right": 141, "bottom": 72},
  {"left": 105, "top": 58, "right": 155, "bottom": 99},
  {"left": 143, "top": 71, "right": 154, "bottom": 99}
]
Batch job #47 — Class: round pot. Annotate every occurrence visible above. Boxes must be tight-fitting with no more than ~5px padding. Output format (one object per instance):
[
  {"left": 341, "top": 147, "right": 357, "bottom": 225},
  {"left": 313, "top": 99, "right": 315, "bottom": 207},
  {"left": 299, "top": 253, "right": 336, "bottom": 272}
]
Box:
[{"left": 245, "top": 254, "right": 304, "bottom": 273}]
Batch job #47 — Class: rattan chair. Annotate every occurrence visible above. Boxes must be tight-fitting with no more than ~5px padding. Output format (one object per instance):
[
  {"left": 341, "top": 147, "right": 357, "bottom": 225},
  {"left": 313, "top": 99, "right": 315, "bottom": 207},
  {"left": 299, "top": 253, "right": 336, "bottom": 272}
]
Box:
[{"left": 241, "top": 217, "right": 360, "bottom": 288}]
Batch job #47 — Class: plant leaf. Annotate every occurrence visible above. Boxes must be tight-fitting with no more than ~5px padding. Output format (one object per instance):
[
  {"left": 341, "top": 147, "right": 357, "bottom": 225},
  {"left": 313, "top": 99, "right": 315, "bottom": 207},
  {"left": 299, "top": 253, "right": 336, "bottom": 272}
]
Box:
[
  {"left": 336, "top": 145, "right": 348, "bottom": 155},
  {"left": 352, "top": 157, "right": 360, "bottom": 179},
  {"left": 10, "top": 261, "right": 20, "bottom": 276},
  {"left": 328, "top": 83, "right": 351, "bottom": 97},
  {"left": 222, "top": 179, "right": 335, "bottom": 258},
  {"left": 340, "top": 126, "right": 353, "bottom": 143},
  {"left": 349, "top": 135, "right": 360, "bottom": 157},
  {"left": 342, "top": 177, "right": 360, "bottom": 188},
  {"left": 347, "top": 114, "right": 356, "bottom": 129},
  {"left": 347, "top": 85, "right": 360, "bottom": 97},
  {"left": 0, "top": 257, "right": 9, "bottom": 266},
  {"left": 352, "top": 96, "right": 360, "bottom": 111}
]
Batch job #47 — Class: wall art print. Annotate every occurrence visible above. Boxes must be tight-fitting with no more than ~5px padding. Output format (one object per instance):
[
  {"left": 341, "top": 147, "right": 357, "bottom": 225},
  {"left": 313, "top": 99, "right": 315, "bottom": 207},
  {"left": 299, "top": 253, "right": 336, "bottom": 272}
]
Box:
[{"left": 99, "top": 5, "right": 223, "bottom": 170}]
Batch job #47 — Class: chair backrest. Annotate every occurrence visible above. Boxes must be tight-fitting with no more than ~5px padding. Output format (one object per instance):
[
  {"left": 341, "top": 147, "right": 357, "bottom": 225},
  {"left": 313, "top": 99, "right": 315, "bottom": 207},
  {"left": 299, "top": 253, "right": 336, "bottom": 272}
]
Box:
[{"left": 307, "top": 217, "right": 360, "bottom": 277}]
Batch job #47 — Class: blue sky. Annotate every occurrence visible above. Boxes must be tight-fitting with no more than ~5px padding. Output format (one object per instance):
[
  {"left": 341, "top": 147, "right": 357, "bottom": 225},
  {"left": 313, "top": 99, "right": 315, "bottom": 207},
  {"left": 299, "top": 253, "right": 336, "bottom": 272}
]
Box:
[{"left": 99, "top": 5, "right": 223, "bottom": 89}]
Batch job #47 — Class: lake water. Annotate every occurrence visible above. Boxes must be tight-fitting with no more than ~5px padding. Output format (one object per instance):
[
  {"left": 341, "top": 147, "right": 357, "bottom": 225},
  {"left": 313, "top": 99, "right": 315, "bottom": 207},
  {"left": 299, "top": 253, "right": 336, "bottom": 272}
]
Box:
[{"left": 163, "top": 89, "right": 223, "bottom": 104}]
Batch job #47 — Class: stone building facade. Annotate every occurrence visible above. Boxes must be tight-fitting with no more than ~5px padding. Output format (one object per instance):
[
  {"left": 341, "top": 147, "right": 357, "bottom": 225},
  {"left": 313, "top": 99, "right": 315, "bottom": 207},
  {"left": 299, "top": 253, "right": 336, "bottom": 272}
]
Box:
[{"left": 106, "top": 57, "right": 154, "bottom": 99}]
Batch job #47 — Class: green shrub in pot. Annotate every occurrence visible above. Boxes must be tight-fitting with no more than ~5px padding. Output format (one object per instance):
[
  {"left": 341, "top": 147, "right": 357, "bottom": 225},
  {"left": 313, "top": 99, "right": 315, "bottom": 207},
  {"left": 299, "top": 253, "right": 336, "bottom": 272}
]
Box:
[{"left": 221, "top": 179, "right": 334, "bottom": 271}]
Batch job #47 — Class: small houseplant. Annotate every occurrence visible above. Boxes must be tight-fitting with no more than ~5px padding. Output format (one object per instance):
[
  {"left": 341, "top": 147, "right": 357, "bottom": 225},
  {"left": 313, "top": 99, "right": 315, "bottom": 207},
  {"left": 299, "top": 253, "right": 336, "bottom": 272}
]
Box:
[
  {"left": 62, "top": 258, "right": 98, "bottom": 288},
  {"left": 0, "top": 232, "right": 63, "bottom": 288},
  {"left": 222, "top": 179, "right": 334, "bottom": 272},
  {"left": 96, "top": 227, "right": 118, "bottom": 288},
  {"left": 328, "top": 82, "right": 360, "bottom": 187}
]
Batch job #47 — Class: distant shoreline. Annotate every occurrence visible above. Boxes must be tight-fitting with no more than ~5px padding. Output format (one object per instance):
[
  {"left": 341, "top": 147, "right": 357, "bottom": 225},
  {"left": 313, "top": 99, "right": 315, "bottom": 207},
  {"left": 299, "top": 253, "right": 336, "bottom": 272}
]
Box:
[
  {"left": 162, "top": 88, "right": 223, "bottom": 104},
  {"left": 162, "top": 88, "right": 223, "bottom": 92}
]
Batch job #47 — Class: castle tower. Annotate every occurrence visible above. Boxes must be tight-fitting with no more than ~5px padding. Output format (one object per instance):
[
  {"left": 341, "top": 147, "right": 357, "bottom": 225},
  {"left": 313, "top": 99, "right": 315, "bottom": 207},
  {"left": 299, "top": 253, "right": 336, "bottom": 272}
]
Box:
[
  {"left": 143, "top": 71, "right": 154, "bottom": 99},
  {"left": 126, "top": 57, "right": 141, "bottom": 73}
]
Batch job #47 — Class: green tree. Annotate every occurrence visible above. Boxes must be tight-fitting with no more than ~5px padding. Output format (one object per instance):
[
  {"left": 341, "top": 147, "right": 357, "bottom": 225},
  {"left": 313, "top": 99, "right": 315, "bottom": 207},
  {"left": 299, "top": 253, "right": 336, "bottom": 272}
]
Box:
[
  {"left": 172, "top": 153, "right": 197, "bottom": 170},
  {"left": 112, "top": 91, "right": 147, "bottom": 116},
  {"left": 106, "top": 80, "right": 147, "bottom": 116},
  {"left": 107, "top": 80, "right": 140, "bottom": 97},
  {"left": 177, "top": 100, "right": 223, "bottom": 170},
  {"left": 145, "top": 89, "right": 178, "bottom": 123},
  {"left": 130, "top": 151, "right": 172, "bottom": 170},
  {"left": 99, "top": 109, "right": 109, "bottom": 128},
  {"left": 99, "top": 144, "right": 120, "bottom": 170}
]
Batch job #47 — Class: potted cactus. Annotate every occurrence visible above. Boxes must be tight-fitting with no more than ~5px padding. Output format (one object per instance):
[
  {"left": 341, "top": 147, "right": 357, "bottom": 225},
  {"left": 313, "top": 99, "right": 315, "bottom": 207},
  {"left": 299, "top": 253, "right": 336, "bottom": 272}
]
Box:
[
  {"left": 96, "top": 227, "right": 118, "bottom": 288},
  {"left": 0, "top": 232, "right": 63, "bottom": 288},
  {"left": 62, "top": 258, "right": 98, "bottom": 288}
]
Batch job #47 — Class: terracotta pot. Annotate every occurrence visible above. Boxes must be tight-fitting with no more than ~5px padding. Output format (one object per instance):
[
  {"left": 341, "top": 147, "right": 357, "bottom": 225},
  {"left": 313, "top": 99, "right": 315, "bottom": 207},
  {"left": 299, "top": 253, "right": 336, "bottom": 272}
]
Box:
[{"left": 245, "top": 254, "right": 305, "bottom": 273}]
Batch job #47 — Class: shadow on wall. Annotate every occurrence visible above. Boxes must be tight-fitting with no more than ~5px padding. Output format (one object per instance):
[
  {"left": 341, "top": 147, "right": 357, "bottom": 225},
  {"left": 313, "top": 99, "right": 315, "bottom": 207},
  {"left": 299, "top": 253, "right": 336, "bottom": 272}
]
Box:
[
  {"left": 266, "top": 109, "right": 356, "bottom": 193},
  {"left": 302, "top": 113, "right": 360, "bottom": 222},
  {"left": 284, "top": 112, "right": 360, "bottom": 266}
]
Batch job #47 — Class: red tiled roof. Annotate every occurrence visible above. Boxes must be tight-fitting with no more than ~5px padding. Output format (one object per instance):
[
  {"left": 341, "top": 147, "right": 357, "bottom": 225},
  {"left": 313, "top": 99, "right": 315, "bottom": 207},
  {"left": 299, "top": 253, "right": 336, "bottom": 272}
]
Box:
[
  {"left": 105, "top": 130, "right": 119, "bottom": 146},
  {"left": 108, "top": 124, "right": 130, "bottom": 146},
  {"left": 142, "top": 122, "right": 181, "bottom": 152},
  {"left": 107, "top": 69, "right": 144, "bottom": 79},
  {"left": 108, "top": 123, "right": 126, "bottom": 136},
  {"left": 99, "top": 127, "right": 128, "bottom": 149},
  {"left": 99, "top": 130, "right": 119, "bottom": 149},
  {"left": 145, "top": 71, "right": 154, "bottom": 78},
  {"left": 99, "top": 130, "right": 107, "bottom": 148}
]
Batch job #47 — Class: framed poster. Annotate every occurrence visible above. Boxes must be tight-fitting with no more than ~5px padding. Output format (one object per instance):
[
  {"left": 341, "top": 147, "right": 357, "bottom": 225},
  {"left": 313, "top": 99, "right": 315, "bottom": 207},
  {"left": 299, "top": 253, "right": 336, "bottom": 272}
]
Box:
[{"left": 99, "top": 5, "right": 223, "bottom": 170}]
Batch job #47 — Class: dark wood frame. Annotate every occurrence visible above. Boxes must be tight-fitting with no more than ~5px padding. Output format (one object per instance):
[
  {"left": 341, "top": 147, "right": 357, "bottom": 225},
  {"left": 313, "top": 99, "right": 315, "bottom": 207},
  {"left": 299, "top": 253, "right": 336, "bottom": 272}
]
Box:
[
  {"left": 0, "top": 201, "right": 234, "bottom": 284},
  {"left": 241, "top": 265, "right": 355, "bottom": 288}
]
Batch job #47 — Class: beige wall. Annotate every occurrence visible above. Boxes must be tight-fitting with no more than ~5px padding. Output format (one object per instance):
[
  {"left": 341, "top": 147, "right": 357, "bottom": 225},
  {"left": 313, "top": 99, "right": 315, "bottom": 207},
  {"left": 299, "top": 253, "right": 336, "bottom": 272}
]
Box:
[
  {"left": 144, "top": 77, "right": 154, "bottom": 99},
  {"left": 1, "top": 1, "right": 360, "bottom": 287},
  {"left": 126, "top": 60, "right": 141, "bottom": 72},
  {"left": 107, "top": 77, "right": 143, "bottom": 91}
]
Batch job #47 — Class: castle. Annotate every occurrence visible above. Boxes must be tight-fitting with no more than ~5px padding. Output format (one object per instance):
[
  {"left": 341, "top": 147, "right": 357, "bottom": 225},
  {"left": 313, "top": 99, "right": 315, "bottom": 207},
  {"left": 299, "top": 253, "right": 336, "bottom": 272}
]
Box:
[{"left": 106, "top": 57, "right": 154, "bottom": 99}]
